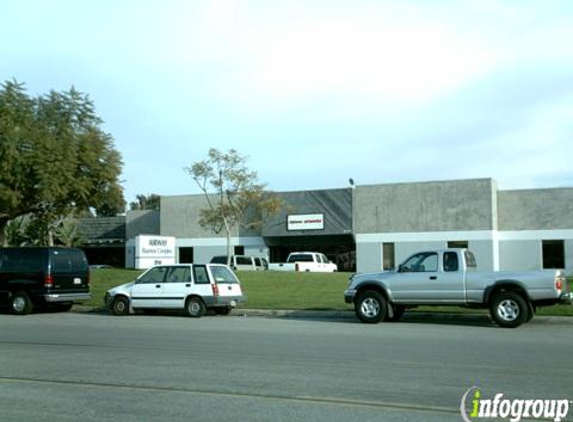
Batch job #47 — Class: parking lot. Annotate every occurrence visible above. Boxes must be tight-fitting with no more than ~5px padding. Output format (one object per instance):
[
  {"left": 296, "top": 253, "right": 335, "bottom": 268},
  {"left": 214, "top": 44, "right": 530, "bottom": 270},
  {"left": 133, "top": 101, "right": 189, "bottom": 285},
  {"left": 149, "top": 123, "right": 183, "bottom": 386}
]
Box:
[{"left": 1, "top": 312, "right": 572, "bottom": 422}]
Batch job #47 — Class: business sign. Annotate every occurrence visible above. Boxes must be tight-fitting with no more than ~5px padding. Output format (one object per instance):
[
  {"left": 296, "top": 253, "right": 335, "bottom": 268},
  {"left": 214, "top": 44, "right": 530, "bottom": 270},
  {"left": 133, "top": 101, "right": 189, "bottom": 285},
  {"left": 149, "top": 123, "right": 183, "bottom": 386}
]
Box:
[
  {"left": 287, "top": 213, "right": 325, "bottom": 231},
  {"left": 134, "top": 235, "right": 176, "bottom": 269}
]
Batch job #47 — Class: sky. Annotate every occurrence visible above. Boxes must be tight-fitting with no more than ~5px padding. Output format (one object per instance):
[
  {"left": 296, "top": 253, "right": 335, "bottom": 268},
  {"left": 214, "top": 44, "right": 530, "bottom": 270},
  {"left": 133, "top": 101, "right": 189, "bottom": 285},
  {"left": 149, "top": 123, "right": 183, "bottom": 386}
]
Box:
[{"left": 1, "top": 0, "right": 572, "bottom": 203}]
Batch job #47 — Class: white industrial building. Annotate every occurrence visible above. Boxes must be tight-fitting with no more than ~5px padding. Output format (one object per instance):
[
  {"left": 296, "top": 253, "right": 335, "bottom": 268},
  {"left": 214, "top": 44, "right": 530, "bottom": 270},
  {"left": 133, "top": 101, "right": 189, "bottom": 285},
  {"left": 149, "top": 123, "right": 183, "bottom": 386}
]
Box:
[{"left": 81, "top": 178, "right": 573, "bottom": 274}]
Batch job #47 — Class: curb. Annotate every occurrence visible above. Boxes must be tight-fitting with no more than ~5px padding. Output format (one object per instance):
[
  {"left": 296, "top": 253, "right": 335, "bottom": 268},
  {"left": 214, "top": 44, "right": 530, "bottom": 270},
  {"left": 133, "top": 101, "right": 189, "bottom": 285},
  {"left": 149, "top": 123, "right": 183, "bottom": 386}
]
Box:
[
  {"left": 73, "top": 305, "right": 573, "bottom": 324},
  {"left": 230, "top": 309, "right": 573, "bottom": 325}
]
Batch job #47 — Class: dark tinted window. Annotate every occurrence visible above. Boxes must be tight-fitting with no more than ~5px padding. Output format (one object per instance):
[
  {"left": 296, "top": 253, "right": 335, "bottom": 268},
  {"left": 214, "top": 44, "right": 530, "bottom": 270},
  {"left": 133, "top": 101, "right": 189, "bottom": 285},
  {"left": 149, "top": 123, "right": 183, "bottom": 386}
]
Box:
[
  {"left": 287, "top": 254, "right": 314, "bottom": 263},
  {"left": 210, "top": 256, "right": 227, "bottom": 264},
  {"left": 70, "top": 249, "right": 88, "bottom": 272},
  {"left": 443, "top": 252, "right": 459, "bottom": 272},
  {"left": 236, "top": 257, "right": 252, "bottom": 265},
  {"left": 52, "top": 250, "right": 72, "bottom": 273},
  {"left": 2, "top": 249, "right": 44, "bottom": 272},
  {"left": 543, "top": 240, "right": 565, "bottom": 269}
]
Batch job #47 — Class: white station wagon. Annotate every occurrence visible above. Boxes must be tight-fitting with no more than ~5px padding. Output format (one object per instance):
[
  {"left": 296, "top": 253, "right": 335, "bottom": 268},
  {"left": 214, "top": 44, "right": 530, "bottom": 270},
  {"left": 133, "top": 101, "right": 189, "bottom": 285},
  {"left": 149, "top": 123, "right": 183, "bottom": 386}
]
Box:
[{"left": 105, "top": 264, "right": 245, "bottom": 317}]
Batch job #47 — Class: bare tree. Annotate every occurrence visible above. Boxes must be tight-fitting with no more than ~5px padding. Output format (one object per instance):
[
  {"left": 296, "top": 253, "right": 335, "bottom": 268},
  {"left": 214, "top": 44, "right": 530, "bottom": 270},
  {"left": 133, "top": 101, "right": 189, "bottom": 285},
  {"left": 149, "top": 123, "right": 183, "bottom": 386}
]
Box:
[{"left": 185, "top": 148, "right": 282, "bottom": 265}]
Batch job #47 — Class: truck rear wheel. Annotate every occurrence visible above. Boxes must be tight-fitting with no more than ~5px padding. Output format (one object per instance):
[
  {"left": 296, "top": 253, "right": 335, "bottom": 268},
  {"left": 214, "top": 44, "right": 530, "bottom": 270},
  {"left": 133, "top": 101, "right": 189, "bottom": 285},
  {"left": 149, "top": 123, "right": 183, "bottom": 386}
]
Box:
[
  {"left": 490, "top": 291, "right": 528, "bottom": 328},
  {"left": 355, "top": 290, "right": 387, "bottom": 324}
]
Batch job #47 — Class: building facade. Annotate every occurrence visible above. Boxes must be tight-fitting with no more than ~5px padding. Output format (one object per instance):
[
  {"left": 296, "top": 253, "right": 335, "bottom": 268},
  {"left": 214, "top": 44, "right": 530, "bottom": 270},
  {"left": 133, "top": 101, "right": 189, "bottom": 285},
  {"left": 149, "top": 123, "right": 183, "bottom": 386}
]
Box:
[{"left": 80, "top": 178, "right": 573, "bottom": 274}]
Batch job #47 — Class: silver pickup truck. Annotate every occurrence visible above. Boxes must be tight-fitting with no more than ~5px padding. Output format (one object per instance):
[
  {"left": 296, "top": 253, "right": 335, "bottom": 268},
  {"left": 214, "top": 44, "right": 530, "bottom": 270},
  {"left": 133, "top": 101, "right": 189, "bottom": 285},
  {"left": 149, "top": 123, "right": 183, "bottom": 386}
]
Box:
[{"left": 344, "top": 248, "right": 572, "bottom": 328}]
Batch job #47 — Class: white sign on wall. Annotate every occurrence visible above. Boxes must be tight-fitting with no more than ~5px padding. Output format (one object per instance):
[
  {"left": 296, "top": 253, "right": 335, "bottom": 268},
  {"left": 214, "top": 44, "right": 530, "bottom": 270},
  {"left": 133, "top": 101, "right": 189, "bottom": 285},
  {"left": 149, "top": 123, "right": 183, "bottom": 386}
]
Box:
[
  {"left": 134, "top": 235, "right": 176, "bottom": 269},
  {"left": 287, "top": 213, "right": 325, "bottom": 231}
]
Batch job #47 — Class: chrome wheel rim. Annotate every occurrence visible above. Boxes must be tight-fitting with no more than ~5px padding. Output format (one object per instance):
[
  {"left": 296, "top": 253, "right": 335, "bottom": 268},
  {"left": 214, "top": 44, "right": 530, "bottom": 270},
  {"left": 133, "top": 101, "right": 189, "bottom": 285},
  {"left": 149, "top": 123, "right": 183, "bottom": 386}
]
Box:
[
  {"left": 189, "top": 302, "right": 200, "bottom": 315},
  {"left": 361, "top": 298, "right": 380, "bottom": 318},
  {"left": 12, "top": 296, "right": 26, "bottom": 313},
  {"left": 114, "top": 300, "right": 126, "bottom": 313},
  {"left": 498, "top": 299, "right": 519, "bottom": 321}
]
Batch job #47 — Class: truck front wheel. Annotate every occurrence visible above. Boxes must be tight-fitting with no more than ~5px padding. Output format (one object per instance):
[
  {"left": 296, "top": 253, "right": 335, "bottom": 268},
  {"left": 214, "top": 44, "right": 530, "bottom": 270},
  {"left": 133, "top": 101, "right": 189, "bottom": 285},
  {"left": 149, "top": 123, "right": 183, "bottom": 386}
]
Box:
[
  {"left": 490, "top": 291, "right": 528, "bottom": 328},
  {"left": 355, "top": 290, "right": 387, "bottom": 324}
]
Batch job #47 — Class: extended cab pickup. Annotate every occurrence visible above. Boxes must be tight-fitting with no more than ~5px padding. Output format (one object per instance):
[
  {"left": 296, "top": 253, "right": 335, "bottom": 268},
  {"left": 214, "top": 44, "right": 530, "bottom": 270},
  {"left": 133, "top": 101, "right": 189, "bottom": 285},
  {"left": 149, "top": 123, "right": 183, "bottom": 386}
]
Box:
[
  {"left": 269, "top": 252, "right": 338, "bottom": 273},
  {"left": 344, "top": 248, "right": 572, "bottom": 328}
]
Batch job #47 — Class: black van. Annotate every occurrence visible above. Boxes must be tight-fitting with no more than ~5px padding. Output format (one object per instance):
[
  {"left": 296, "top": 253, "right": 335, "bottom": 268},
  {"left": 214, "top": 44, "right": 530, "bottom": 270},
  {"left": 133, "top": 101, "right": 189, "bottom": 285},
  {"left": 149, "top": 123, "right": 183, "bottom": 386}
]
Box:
[{"left": 0, "top": 247, "right": 91, "bottom": 315}]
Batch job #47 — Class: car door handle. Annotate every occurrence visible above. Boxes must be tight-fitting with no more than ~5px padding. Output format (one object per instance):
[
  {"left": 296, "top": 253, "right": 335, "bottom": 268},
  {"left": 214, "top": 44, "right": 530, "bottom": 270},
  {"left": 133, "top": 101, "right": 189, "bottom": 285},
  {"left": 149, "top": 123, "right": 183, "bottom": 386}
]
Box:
[
  {"left": 185, "top": 284, "right": 191, "bottom": 287},
  {"left": 429, "top": 276, "right": 437, "bottom": 280},
  {"left": 155, "top": 284, "right": 161, "bottom": 288}
]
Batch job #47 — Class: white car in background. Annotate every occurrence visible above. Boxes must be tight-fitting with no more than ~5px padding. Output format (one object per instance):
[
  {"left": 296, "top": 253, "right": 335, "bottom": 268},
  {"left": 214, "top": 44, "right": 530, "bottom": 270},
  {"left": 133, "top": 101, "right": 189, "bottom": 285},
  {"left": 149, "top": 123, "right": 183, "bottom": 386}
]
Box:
[{"left": 269, "top": 252, "right": 338, "bottom": 272}]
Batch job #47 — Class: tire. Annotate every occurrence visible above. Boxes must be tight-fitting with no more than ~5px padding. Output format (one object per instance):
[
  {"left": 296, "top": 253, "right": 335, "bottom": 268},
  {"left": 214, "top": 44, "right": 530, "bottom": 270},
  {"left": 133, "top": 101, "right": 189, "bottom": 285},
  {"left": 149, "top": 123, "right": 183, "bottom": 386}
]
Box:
[
  {"left": 489, "top": 291, "right": 528, "bottom": 328},
  {"left": 111, "top": 296, "right": 130, "bottom": 316},
  {"left": 186, "top": 297, "right": 206, "bottom": 318},
  {"left": 355, "top": 290, "right": 387, "bottom": 324},
  {"left": 11, "top": 291, "right": 33, "bottom": 315},
  {"left": 388, "top": 305, "right": 405, "bottom": 322}
]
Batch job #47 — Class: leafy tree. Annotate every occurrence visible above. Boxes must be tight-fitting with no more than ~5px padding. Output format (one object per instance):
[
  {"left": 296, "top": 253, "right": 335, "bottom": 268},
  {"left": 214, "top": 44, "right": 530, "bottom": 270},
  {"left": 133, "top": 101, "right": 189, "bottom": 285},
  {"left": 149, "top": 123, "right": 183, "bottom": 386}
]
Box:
[
  {"left": 6, "top": 214, "right": 84, "bottom": 247},
  {"left": 0, "top": 80, "right": 125, "bottom": 245},
  {"left": 130, "top": 194, "right": 161, "bottom": 211},
  {"left": 186, "top": 148, "right": 283, "bottom": 265}
]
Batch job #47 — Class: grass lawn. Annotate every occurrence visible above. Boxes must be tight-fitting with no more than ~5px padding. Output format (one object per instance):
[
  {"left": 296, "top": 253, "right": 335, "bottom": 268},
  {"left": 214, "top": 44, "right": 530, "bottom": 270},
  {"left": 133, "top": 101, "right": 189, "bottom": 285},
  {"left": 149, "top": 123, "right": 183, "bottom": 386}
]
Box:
[{"left": 88, "top": 268, "right": 573, "bottom": 316}]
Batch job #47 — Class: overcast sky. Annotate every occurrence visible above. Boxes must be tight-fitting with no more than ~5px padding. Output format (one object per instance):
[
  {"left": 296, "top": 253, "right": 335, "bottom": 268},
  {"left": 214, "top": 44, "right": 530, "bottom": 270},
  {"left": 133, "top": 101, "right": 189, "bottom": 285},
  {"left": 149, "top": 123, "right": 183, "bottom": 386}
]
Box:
[{"left": 1, "top": 0, "right": 572, "bottom": 203}]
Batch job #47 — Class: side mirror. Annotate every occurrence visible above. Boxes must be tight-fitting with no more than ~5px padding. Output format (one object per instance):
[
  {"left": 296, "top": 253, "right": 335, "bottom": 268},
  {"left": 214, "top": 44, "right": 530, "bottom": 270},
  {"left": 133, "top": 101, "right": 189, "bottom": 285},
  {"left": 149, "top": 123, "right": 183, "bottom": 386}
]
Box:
[{"left": 397, "top": 265, "right": 403, "bottom": 273}]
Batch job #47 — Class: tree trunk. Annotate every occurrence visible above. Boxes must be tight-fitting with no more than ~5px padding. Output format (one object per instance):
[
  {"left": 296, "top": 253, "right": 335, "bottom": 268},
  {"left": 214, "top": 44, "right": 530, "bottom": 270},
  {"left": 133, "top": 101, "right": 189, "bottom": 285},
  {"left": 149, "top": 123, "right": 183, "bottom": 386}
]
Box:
[
  {"left": 0, "top": 220, "right": 7, "bottom": 247},
  {"left": 223, "top": 216, "right": 232, "bottom": 267}
]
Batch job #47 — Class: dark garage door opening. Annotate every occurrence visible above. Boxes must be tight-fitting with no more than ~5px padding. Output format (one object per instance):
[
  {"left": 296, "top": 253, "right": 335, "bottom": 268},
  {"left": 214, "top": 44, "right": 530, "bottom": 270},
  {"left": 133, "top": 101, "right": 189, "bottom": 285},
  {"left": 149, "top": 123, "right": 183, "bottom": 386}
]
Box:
[{"left": 265, "top": 234, "right": 355, "bottom": 272}]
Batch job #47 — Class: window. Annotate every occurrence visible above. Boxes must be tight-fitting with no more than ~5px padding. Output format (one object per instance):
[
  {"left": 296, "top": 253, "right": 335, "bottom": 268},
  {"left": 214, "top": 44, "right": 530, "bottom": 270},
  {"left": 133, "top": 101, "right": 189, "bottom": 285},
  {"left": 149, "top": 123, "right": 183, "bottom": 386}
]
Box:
[
  {"left": 193, "top": 265, "right": 210, "bottom": 284},
  {"left": 138, "top": 267, "right": 168, "bottom": 284},
  {"left": 210, "top": 266, "right": 239, "bottom": 284},
  {"left": 179, "top": 247, "right": 194, "bottom": 263},
  {"left": 443, "top": 252, "right": 459, "bottom": 272},
  {"left": 234, "top": 246, "right": 245, "bottom": 255},
  {"left": 383, "top": 243, "right": 395, "bottom": 270},
  {"left": 236, "top": 257, "right": 252, "bottom": 265},
  {"left": 287, "top": 254, "right": 313, "bottom": 263},
  {"left": 52, "top": 250, "right": 72, "bottom": 274},
  {"left": 166, "top": 266, "right": 190, "bottom": 283},
  {"left": 2, "top": 249, "right": 44, "bottom": 272},
  {"left": 464, "top": 251, "right": 477, "bottom": 269},
  {"left": 448, "top": 241, "right": 468, "bottom": 249},
  {"left": 543, "top": 240, "right": 565, "bottom": 269},
  {"left": 70, "top": 249, "right": 87, "bottom": 272},
  {"left": 210, "top": 256, "right": 227, "bottom": 264},
  {"left": 401, "top": 252, "right": 438, "bottom": 273}
]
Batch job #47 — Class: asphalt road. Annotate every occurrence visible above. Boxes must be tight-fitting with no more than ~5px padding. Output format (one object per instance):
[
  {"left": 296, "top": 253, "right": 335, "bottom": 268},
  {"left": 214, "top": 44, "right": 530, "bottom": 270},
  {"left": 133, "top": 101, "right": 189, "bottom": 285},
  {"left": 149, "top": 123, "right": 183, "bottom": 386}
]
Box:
[{"left": 1, "top": 311, "right": 572, "bottom": 422}]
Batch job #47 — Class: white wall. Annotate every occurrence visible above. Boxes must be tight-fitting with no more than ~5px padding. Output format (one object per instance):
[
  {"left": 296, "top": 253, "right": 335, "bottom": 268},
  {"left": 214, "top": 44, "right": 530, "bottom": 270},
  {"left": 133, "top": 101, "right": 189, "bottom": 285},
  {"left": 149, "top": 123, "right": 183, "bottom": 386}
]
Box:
[
  {"left": 498, "top": 240, "right": 541, "bottom": 272},
  {"left": 175, "top": 236, "right": 268, "bottom": 264}
]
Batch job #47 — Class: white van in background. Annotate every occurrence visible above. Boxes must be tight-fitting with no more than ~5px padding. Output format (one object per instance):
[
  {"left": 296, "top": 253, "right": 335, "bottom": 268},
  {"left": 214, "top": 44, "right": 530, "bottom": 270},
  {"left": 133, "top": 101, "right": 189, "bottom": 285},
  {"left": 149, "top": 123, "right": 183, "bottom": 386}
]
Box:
[{"left": 210, "top": 255, "right": 268, "bottom": 271}]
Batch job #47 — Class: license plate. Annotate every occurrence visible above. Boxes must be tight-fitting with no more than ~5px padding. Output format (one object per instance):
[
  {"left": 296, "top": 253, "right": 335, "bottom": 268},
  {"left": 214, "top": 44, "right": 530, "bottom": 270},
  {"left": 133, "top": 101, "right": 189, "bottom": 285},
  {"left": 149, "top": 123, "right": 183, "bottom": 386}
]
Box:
[{"left": 74, "top": 278, "right": 82, "bottom": 285}]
